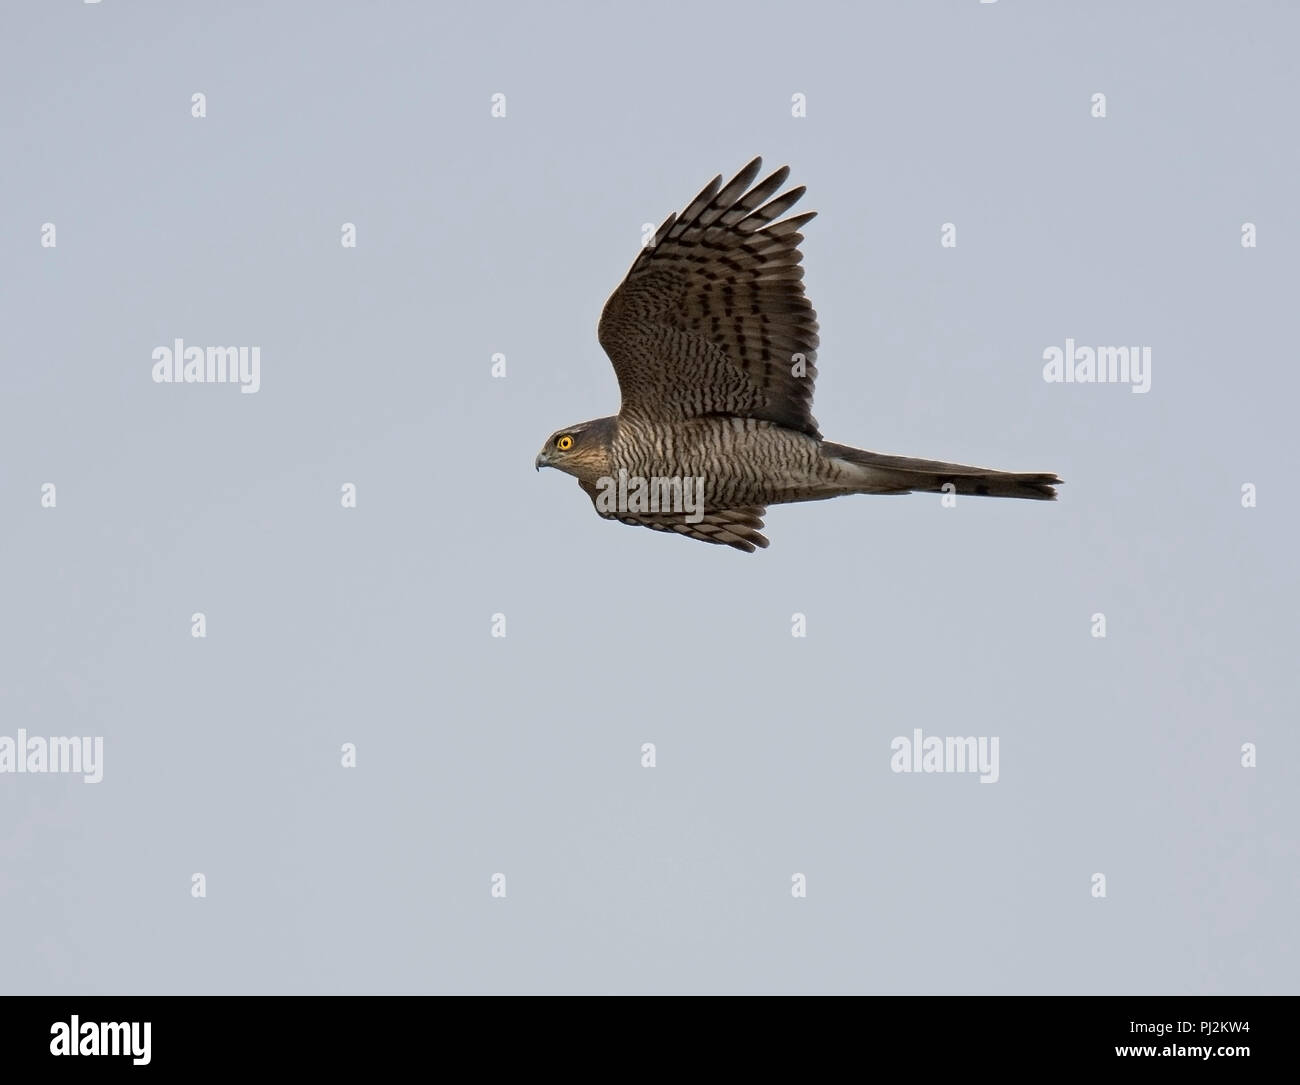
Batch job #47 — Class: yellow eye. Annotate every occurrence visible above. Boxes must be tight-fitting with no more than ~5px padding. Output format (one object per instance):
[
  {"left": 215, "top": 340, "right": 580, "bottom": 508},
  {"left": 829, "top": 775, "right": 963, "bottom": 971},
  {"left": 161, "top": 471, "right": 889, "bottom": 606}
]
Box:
[{"left": 556, "top": 435, "right": 574, "bottom": 451}]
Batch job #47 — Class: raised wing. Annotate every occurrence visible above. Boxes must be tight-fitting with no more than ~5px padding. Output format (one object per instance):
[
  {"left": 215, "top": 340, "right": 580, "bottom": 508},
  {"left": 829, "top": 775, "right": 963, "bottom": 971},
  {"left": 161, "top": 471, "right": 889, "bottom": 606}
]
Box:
[{"left": 597, "top": 158, "right": 821, "bottom": 437}]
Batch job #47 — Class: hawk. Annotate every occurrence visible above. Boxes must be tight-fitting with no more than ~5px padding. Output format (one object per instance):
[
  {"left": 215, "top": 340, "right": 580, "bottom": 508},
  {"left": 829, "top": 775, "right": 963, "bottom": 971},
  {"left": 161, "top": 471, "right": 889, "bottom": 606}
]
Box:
[{"left": 535, "top": 158, "right": 1060, "bottom": 552}]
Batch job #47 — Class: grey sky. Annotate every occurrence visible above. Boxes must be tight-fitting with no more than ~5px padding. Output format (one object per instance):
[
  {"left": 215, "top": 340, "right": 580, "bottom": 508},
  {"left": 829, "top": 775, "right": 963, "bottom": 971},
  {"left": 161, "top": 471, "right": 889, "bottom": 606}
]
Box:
[{"left": 0, "top": 0, "right": 1295, "bottom": 993}]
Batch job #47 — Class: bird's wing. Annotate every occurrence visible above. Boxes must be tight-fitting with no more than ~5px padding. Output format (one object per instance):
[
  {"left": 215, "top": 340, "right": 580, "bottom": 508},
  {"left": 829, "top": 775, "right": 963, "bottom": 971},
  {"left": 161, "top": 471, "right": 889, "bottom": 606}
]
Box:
[
  {"left": 579, "top": 480, "right": 770, "bottom": 552},
  {"left": 614, "top": 505, "right": 771, "bottom": 553},
  {"left": 598, "top": 158, "right": 821, "bottom": 437}
]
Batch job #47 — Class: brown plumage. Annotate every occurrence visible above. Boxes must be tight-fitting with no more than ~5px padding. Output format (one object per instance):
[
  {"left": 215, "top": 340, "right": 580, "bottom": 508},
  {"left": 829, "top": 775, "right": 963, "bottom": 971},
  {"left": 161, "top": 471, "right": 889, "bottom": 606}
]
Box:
[{"left": 536, "top": 158, "right": 1061, "bottom": 552}]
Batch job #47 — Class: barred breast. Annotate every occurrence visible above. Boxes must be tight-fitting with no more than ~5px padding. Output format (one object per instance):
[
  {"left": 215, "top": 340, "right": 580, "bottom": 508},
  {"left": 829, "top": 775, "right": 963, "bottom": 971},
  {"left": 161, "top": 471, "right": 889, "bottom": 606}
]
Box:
[{"left": 611, "top": 417, "right": 851, "bottom": 508}]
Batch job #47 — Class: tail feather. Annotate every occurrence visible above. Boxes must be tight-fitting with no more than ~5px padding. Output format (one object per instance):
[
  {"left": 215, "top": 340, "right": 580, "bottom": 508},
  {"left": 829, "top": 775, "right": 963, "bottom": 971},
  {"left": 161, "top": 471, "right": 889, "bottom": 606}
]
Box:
[{"left": 823, "top": 444, "right": 1061, "bottom": 501}]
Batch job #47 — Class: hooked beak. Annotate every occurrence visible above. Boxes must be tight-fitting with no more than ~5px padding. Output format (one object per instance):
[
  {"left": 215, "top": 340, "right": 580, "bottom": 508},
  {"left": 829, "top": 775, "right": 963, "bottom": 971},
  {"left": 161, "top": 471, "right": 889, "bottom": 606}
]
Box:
[{"left": 534, "top": 450, "right": 548, "bottom": 472}]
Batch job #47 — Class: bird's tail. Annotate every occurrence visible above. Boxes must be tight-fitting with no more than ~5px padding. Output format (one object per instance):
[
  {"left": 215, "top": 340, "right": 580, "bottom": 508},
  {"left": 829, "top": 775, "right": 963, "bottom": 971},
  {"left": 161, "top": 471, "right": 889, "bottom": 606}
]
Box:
[{"left": 822, "top": 443, "right": 1060, "bottom": 500}]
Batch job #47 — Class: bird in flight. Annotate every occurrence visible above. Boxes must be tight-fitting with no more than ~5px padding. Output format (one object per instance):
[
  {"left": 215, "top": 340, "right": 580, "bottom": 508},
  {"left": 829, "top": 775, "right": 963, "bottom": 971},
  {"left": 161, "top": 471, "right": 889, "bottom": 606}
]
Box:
[{"left": 535, "top": 158, "right": 1060, "bottom": 552}]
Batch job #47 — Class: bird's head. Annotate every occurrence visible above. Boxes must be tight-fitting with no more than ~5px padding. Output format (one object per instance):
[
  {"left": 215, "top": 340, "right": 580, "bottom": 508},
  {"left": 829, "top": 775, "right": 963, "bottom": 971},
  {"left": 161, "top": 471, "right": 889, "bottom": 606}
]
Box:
[{"left": 534, "top": 417, "right": 616, "bottom": 482}]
